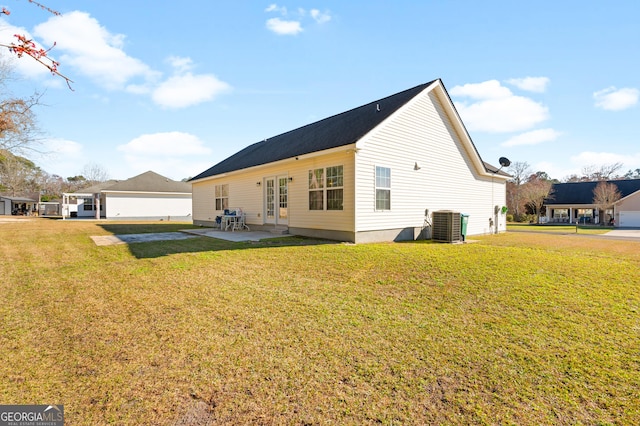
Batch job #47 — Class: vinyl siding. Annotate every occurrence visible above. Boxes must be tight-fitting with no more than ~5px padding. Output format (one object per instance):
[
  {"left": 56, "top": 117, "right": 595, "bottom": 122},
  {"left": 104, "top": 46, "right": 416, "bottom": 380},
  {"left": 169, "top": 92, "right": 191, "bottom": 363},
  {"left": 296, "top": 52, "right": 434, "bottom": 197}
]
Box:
[
  {"left": 287, "top": 151, "right": 354, "bottom": 231},
  {"left": 355, "top": 89, "right": 505, "bottom": 236},
  {"left": 191, "top": 171, "right": 264, "bottom": 224},
  {"left": 192, "top": 181, "right": 217, "bottom": 222},
  {"left": 105, "top": 193, "right": 191, "bottom": 219},
  {"left": 191, "top": 151, "right": 354, "bottom": 231},
  {"left": 617, "top": 191, "right": 640, "bottom": 211}
]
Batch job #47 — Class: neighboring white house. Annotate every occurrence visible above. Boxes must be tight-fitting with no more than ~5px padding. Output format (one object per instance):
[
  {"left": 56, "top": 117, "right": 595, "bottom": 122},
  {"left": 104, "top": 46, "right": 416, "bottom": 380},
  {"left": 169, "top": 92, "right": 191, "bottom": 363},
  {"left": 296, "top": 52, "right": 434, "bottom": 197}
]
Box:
[
  {"left": 190, "top": 79, "right": 510, "bottom": 243},
  {"left": 62, "top": 171, "right": 192, "bottom": 221}
]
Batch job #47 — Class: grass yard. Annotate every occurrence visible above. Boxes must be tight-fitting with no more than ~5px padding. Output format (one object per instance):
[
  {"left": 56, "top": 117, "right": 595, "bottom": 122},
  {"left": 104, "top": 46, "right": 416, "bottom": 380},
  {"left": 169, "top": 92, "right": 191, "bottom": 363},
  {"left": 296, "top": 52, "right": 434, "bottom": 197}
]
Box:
[{"left": 1, "top": 218, "right": 639, "bottom": 425}]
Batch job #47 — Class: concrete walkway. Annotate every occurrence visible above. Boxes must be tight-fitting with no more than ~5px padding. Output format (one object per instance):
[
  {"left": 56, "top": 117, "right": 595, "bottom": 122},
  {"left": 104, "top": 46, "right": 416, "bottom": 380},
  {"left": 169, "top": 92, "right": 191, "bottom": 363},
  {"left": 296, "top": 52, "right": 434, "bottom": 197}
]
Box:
[
  {"left": 181, "top": 228, "right": 291, "bottom": 242},
  {"left": 603, "top": 229, "right": 640, "bottom": 238}
]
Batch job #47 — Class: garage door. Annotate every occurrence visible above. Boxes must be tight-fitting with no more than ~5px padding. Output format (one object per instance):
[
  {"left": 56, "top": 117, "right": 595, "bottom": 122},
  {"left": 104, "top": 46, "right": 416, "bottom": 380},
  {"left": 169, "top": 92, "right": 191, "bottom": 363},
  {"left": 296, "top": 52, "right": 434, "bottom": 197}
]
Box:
[{"left": 619, "top": 211, "right": 640, "bottom": 227}]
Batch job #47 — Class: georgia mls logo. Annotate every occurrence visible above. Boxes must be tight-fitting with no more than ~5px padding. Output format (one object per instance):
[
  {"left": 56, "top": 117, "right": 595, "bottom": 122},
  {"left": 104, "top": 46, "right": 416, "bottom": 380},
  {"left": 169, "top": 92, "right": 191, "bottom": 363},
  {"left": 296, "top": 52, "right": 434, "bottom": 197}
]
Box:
[
  {"left": 0, "top": 404, "right": 64, "bottom": 426},
  {"left": 43, "top": 405, "right": 63, "bottom": 417}
]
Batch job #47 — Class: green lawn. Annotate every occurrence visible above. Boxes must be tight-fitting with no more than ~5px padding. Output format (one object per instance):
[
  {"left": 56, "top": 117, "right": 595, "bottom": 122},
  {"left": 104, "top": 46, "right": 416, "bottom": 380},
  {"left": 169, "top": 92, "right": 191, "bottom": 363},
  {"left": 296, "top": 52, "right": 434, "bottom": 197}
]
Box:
[{"left": 1, "top": 218, "right": 639, "bottom": 424}]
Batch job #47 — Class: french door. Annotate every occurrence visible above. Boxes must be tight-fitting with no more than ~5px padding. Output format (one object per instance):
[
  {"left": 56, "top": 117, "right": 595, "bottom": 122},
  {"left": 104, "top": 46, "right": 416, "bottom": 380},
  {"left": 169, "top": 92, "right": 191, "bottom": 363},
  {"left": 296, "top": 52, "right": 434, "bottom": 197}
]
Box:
[{"left": 264, "top": 176, "right": 288, "bottom": 225}]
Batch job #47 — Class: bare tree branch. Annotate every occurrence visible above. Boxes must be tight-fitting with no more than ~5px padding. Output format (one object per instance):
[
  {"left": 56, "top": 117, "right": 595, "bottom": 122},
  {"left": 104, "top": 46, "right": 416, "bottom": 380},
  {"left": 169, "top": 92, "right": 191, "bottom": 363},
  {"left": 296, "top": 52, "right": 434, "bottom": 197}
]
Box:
[
  {"left": 592, "top": 181, "right": 621, "bottom": 225},
  {"left": 581, "top": 163, "right": 624, "bottom": 181}
]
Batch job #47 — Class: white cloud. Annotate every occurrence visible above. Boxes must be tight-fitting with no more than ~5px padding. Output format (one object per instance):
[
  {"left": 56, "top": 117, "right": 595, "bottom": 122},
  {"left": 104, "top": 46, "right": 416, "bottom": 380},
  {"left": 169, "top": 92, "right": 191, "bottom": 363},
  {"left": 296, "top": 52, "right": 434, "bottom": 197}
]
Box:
[
  {"left": 502, "top": 128, "right": 562, "bottom": 147},
  {"left": 506, "top": 77, "right": 549, "bottom": 93},
  {"left": 593, "top": 86, "right": 639, "bottom": 111},
  {"left": 167, "top": 56, "right": 194, "bottom": 74},
  {"left": 33, "top": 11, "right": 159, "bottom": 90},
  {"left": 150, "top": 56, "right": 231, "bottom": 108},
  {"left": 570, "top": 151, "right": 639, "bottom": 167},
  {"left": 450, "top": 80, "right": 512, "bottom": 100},
  {"left": 118, "top": 132, "right": 211, "bottom": 156},
  {"left": 152, "top": 73, "right": 231, "bottom": 109},
  {"left": 551, "top": 151, "right": 640, "bottom": 180},
  {"left": 45, "top": 138, "right": 84, "bottom": 157},
  {"left": 12, "top": 12, "right": 230, "bottom": 108},
  {"left": 452, "top": 80, "right": 549, "bottom": 133},
  {"left": 116, "top": 132, "right": 213, "bottom": 179},
  {"left": 310, "top": 9, "right": 331, "bottom": 24},
  {"left": 264, "top": 5, "right": 331, "bottom": 35},
  {"left": 266, "top": 17, "right": 303, "bottom": 35},
  {"left": 534, "top": 152, "right": 640, "bottom": 182},
  {"left": 34, "top": 138, "right": 87, "bottom": 177},
  {"left": 265, "top": 4, "right": 287, "bottom": 14}
]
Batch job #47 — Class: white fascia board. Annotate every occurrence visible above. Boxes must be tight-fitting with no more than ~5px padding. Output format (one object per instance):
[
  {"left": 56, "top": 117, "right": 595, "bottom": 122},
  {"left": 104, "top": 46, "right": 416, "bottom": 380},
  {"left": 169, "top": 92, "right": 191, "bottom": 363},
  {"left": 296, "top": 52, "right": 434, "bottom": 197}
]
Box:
[
  {"left": 103, "top": 191, "right": 191, "bottom": 196},
  {"left": 62, "top": 192, "right": 97, "bottom": 197},
  {"left": 614, "top": 189, "right": 640, "bottom": 205}
]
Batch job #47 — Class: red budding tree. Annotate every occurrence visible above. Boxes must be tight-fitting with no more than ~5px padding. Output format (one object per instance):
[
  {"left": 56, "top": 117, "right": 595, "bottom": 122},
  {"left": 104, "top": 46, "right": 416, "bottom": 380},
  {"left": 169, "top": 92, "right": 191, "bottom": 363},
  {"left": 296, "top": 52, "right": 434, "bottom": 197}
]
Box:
[{"left": 0, "top": 0, "right": 73, "bottom": 89}]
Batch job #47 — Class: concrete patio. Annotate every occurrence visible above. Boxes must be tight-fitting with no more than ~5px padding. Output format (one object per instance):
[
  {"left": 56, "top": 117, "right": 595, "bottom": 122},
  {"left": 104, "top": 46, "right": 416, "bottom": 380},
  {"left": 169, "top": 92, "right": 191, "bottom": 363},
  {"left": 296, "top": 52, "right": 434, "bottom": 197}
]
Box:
[{"left": 91, "top": 228, "right": 292, "bottom": 246}]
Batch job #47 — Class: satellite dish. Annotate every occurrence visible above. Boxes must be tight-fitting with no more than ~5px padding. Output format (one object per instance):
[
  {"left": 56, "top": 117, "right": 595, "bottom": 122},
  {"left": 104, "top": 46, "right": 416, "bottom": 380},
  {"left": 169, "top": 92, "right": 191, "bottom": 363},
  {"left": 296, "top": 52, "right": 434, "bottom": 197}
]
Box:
[{"left": 499, "top": 157, "right": 511, "bottom": 167}]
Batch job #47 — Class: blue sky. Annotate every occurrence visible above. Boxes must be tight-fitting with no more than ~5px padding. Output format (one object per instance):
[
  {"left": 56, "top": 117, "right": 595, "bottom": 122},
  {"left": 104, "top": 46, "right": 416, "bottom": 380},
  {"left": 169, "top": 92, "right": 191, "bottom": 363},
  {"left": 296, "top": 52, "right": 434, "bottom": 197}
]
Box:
[{"left": 1, "top": 0, "right": 639, "bottom": 181}]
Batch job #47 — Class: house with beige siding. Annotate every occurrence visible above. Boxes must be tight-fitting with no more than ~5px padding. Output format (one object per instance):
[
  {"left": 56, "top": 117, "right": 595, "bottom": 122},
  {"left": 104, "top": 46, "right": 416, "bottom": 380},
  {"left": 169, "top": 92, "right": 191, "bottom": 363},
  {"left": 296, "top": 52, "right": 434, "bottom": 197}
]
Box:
[{"left": 190, "top": 79, "right": 510, "bottom": 243}]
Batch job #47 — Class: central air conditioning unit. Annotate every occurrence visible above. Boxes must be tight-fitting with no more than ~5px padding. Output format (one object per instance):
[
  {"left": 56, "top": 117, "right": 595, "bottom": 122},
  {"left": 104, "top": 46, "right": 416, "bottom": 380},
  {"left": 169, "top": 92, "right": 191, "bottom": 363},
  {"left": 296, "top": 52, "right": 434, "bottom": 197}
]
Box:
[{"left": 431, "top": 210, "right": 461, "bottom": 243}]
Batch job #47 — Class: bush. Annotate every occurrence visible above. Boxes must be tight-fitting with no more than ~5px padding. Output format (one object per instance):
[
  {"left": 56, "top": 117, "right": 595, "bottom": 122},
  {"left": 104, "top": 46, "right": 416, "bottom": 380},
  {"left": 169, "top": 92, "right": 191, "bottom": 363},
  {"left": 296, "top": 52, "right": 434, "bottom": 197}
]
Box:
[
  {"left": 510, "top": 213, "right": 529, "bottom": 223},
  {"left": 506, "top": 214, "right": 514, "bottom": 222},
  {"left": 525, "top": 214, "right": 538, "bottom": 223}
]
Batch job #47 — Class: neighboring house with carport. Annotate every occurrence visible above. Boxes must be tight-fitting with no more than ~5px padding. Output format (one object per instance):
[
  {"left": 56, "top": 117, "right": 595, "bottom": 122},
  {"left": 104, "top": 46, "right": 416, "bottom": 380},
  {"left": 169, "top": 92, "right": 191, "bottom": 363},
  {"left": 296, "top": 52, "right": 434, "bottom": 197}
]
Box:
[
  {"left": 543, "top": 179, "right": 640, "bottom": 227},
  {"left": 0, "top": 194, "right": 39, "bottom": 215},
  {"left": 190, "top": 79, "right": 510, "bottom": 243},
  {"left": 62, "top": 171, "right": 192, "bottom": 220}
]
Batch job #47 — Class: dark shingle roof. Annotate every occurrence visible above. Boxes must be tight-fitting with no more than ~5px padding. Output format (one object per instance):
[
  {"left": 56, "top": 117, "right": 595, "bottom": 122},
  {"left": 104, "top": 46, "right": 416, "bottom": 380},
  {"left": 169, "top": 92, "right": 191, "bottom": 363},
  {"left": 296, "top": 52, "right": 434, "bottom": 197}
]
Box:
[
  {"left": 105, "top": 171, "right": 191, "bottom": 193},
  {"left": 190, "top": 81, "right": 438, "bottom": 181},
  {"left": 0, "top": 195, "right": 37, "bottom": 202},
  {"left": 546, "top": 179, "right": 640, "bottom": 205},
  {"left": 76, "top": 171, "right": 191, "bottom": 194},
  {"left": 76, "top": 180, "right": 120, "bottom": 194}
]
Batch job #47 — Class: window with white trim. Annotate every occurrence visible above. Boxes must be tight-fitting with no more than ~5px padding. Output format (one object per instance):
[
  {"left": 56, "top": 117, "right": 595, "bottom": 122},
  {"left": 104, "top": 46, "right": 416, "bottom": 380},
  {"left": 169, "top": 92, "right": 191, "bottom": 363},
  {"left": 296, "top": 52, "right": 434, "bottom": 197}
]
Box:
[
  {"left": 309, "top": 165, "right": 343, "bottom": 210},
  {"left": 375, "top": 166, "right": 391, "bottom": 210},
  {"left": 83, "top": 196, "right": 103, "bottom": 211},
  {"left": 215, "top": 184, "right": 229, "bottom": 211}
]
